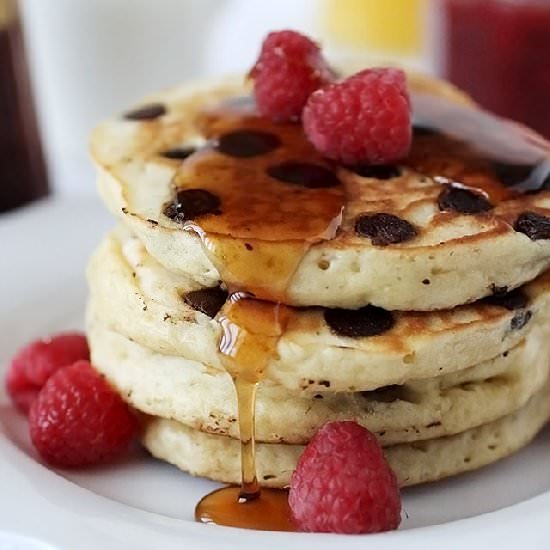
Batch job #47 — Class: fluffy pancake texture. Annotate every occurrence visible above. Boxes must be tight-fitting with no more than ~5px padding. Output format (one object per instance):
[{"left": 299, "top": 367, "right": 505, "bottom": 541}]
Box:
[
  {"left": 88, "top": 321, "right": 550, "bottom": 446},
  {"left": 87, "top": 228, "right": 550, "bottom": 392},
  {"left": 141, "top": 377, "right": 550, "bottom": 488},
  {"left": 87, "top": 69, "right": 550, "bottom": 491},
  {"left": 91, "top": 74, "right": 550, "bottom": 311}
]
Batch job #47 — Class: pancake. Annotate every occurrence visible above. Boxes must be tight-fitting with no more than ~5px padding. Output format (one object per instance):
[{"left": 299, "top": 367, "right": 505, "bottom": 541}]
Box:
[
  {"left": 141, "top": 377, "right": 550, "bottom": 488},
  {"left": 87, "top": 228, "right": 550, "bottom": 392},
  {"left": 88, "top": 321, "right": 549, "bottom": 446},
  {"left": 90, "top": 73, "right": 550, "bottom": 311}
]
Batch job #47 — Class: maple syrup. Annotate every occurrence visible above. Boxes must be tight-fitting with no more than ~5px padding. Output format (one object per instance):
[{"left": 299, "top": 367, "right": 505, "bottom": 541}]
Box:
[
  {"left": 194, "top": 296, "right": 295, "bottom": 529},
  {"left": 168, "top": 136, "right": 341, "bottom": 531},
  {"left": 173, "top": 92, "right": 550, "bottom": 530},
  {"left": 167, "top": 102, "right": 345, "bottom": 302},
  {"left": 195, "top": 487, "right": 293, "bottom": 531},
  {"left": 187, "top": 103, "right": 344, "bottom": 530}
]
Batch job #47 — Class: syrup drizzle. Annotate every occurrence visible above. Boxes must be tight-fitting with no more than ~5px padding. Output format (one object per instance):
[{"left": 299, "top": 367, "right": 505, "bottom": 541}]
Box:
[
  {"left": 195, "top": 297, "right": 294, "bottom": 530},
  {"left": 188, "top": 102, "right": 346, "bottom": 530},
  {"left": 218, "top": 297, "right": 291, "bottom": 497},
  {"left": 170, "top": 100, "right": 344, "bottom": 301},
  {"left": 179, "top": 92, "right": 550, "bottom": 531}
]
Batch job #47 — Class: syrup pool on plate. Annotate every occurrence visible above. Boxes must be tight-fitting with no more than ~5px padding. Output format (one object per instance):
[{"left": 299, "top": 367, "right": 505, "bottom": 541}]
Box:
[{"left": 195, "top": 297, "right": 294, "bottom": 531}]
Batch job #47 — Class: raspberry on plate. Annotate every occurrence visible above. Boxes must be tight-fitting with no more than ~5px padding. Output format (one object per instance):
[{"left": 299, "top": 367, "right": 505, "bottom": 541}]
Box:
[
  {"left": 5, "top": 332, "right": 89, "bottom": 414},
  {"left": 249, "top": 29, "right": 333, "bottom": 122},
  {"left": 303, "top": 68, "right": 411, "bottom": 165},
  {"left": 29, "top": 360, "right": 137, "bottom": 467},
  {"left": 289, "top": 421, "right": 401, "bottom": 534}
]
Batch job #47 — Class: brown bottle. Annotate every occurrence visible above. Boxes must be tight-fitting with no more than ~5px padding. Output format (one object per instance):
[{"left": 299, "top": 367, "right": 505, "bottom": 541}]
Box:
[{"left": 0, "top": 0, "right": 48, "bottom": 213}]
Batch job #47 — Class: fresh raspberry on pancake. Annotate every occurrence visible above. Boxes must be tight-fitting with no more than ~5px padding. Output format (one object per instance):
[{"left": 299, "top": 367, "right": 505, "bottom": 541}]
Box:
[
  {"left": 249, "top": 30, "right": 333, "bottom": 122},
  {"left": 303, "top": 68, "right": 411, "bottom": 164}
]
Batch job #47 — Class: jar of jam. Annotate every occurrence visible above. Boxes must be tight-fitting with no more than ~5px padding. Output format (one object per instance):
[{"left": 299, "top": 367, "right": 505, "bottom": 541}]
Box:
[
  {"left": 441, "top": 0, "right": 550, "bottom": 139},
  {"left": 0, "top": 0, "right": 48, "bottom": 213}
]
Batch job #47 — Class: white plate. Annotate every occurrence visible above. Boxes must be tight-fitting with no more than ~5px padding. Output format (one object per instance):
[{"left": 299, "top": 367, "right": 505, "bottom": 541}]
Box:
[{"left": 1, "top": 198, "right": 550, "bottom": 550}]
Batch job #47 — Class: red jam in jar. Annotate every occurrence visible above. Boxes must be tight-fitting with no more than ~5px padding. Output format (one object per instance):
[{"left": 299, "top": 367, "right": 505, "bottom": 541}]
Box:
[{"left": 442, "top": 0, "right": 550, "bottom": 139}]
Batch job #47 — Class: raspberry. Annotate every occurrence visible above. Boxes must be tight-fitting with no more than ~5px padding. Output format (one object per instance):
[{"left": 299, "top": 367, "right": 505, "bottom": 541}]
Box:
[
  {"left": 303, "top": 68, "right": 411, "bottom": 165},
  {"left": 250, "top": 30, "right": 333, "bottom": 122},
  {"left": 6, "top": 332, "right": 89, "bottom": 414},
  {"left": 289, "top": 421, "right": 401, "bottom": 534},
  {"left": 29, "top": 361, "right": 137, "bottom": 467}
]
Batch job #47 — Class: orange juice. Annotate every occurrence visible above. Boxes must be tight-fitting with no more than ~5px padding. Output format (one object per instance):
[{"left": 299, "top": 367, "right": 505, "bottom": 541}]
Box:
[{"left": 322, "top": 0, "right": 426, "bottom": 54}]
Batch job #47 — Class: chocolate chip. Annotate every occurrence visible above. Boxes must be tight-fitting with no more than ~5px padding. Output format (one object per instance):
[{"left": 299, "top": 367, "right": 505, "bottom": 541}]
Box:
[
  {"left": 244, "top": 243, "right": 253, "bottom": 251},
  {"left": 324, "top": 305, "right": 394, "bottom": 338},
  {"left": 267, "top": 162, "right": 341, "bottom": 188},
  {"left": 160, "top": 146, "right": 196, "bottom": 160},
  {"left": 355, "top": 213, "right": 417, "bottom": 246},
  {"left": 514, "top": 212, "right": 550, "bottom": 240},
  {"left": 348, "top": 164, "right": 401, "bottom": 180},
  {"left": 422, "top": 279, "right": 431, "bottom": 285},
  {"left": 483, "top": 288, "right": 529, "bottom": 310},
  {"left": 124, "top": 103, "right": 166, "bottom": 121},
  {"left": 510, "top": 310, "right": 532, "bottom": 331},
  {"left": 215, "top": 130, "right": 280, "bottom": 158},
  {"left": 163, "top": 189, "right": 221, "bottom": 223},
  {"left": 438, "top": 185, "right": 493, "bottom": 214},
  {"left": 184, "top": 286, "right": 228, "bottom": 318}
]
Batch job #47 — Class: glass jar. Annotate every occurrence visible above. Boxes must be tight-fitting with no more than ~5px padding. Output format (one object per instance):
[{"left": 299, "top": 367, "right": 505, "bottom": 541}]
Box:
[
  {"left": 0, "top": 0, "right": 48, "bottom": 213},
  {"left": 440, "top": 0, "right": 550, "bottom": 138}
]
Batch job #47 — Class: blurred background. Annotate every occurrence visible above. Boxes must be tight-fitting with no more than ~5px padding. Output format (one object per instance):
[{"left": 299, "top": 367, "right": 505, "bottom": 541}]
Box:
[{"left": 1, "top": 0, "right": 549, "bottom": 212}]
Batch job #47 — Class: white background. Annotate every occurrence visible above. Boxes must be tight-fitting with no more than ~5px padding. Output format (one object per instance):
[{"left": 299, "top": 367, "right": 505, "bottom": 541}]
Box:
[{"left": 19, "top": 0, "right": 321, "bottom": 196}]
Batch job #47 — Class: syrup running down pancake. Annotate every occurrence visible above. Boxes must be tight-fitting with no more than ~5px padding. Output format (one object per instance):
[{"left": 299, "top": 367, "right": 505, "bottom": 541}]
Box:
[
  {"left": 89, "top": 71, "right": 550, "bottom": 531},
  {"left": 88, "top": 228, "right": 550, "bottom": 393}
]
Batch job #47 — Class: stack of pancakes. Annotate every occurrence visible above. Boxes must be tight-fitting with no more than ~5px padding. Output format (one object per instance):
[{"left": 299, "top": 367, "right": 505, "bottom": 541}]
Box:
[{"left": 88, "top": 73, "right": 550, "bottom": 488}]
